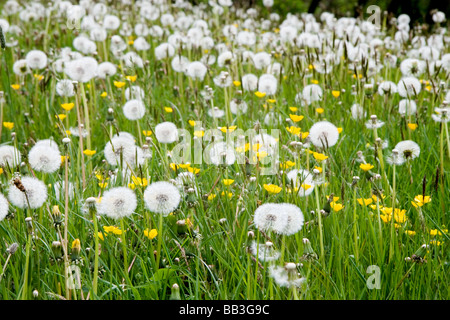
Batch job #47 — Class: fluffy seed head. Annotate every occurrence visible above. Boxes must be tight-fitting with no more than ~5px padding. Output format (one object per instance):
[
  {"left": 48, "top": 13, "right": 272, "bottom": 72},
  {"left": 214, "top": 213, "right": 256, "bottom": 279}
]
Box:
[{"left": 143, "top": 181, "right": 181, "bottom": 216}]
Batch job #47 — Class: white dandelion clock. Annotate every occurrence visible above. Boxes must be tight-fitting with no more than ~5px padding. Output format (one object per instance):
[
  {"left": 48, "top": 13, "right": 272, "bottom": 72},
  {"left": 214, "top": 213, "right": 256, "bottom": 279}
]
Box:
[
  {"left": 0, "top": 146, "right": 21, "bottom": 167},
  {"left": 64, "top": 57, "right": 98, "bottom": 83},
  {"left": 56, "top": 79, "right": 75, "bottom": 97},
  {"left": 28, "top": 144, "right": 61, "bottom": 173},
  {"left": 286, "top": 169, "right": 314, "bottom": 197},
  {"left": 8, "top": 176, "right": 48, "bottom": 209},
  {"left": 96, "top": 62, "right": 117, "bottom": 79},
  {"left": 387, "top": 140, "right": 421, "bottom": 165},
  {"left": 242, "top": 73, "right": 258, "bottom": 91},
  {"left": 104, "top": 136, "right": 143, "bottom": 167},
  {"left": 302, "top": 84, "right": 323, "bottom": 106},
  {"left": 154, "top": 122, "right": 179, "bottom": 144},
  {"left": 398, "top": 77, "right": 421, "bottom": 98},
  {"left": 254, "top": 203, "right": 288, "bottom": 234},
  {"left": 144, "top": 181, "right": 181, "bottom": 216},
  {"left": 309, "top": 121, "right": 339, "bottom": 148},
  {"left": 186, "top": 61, "right": 207, "bottom": 81},
  {"left": 398, "top": 99, "right": 417, "bottom": 116},
  {"left": 0, "top": 193, "right": 9, "bottom": 222},
  {"left": 351, "top": 103, "right": 366, "bottom": 120},
  {"left": 258, "top": 74, "right": 277, "bottom": 96},
  {"left": 377, "top": 81, "right": 397, "bottom": 96},
  {"left": 278, "top": 203, "right": 304, "bottom": 235},
  {"left": 123, "top": 99, "right": 146, "bottom": 121},
  {"left": 97, "top": 187, "right": 137, "bottom": 219},
  {"left": 269, "top": 264, "right": 306, "bottom": 288},
  {"left": 25, "top": 50, "right": 47, "bottom": 70},
  {"left": 208, "top": 141, "right": 236, "bottom": 166},
  {"left": 229, "top": 99, "right": 248, "bottom": 114},
  {"left": 250, "top": 241, "right": 280, "bottom": 262}
]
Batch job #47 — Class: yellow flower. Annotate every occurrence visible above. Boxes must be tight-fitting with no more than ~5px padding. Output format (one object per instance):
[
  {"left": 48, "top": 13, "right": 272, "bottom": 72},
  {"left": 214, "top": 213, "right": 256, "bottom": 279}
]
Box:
[
  {"left": 223, "top": 179, "right": 234, "bottom": 186},
  {"left": 188, "top": 120, "right": 196, "bottom": 127},
  {"left": 11, "top": 84, "right": 21, "bottom": 90},
  {"left": 326, "top": 195, "right": 339, "bottom": 202},
  {"left": 142, "top": 130, "right": 152, "bottom": 136},
  {"left": 263, "top": 184, "right": 282, "bottom": 194},
  {"left": 208, "top": 194, "right": 216, "bottom": 201},
  {"left": 221, "top": 191, "right": 233, "bottom": 198},
  {"left": 170, "top": 163, "right": 179, "bottom": 171},
  {"left": 100, "top": 92, "right": 108, "bottom": 98},
  {"left": 311, "top": 79, "right": 319, "bottom": 84},
  {"left": 411, "top": 195, "right": 431, "bottom": 207},
  {"left": 0, "top": 168, "right": 3, "bottom": 175},
  {"left": 179, "top": 164, "right": 191, "bottom": 169},
  {"left": 280, "top": 160, "right": 296, "bottom": 169},
  {"left": 331, "top": 90, "right": 340, "bottom": 98},
  {"left": 289, "top": 114, "right": 304, "bottom": 122},
  {"left": 103, "top": 226, "right": 123, "bottom": 235},
  {"left": 330, "top": 202, "right": 344, "bottom": 212},
  {"left": 144, "top": 228, "right": 158, "bottom": 240},
  {"left": 83, "top": 149, "right": 96, "bottom": 156},
  {"left": 233, "top": 80, "right": 241, "bottom": 87},
  {"left": 337, "top": 127, "right": 343, "bottom": 133},
  {"left": 34, "top": 74, "right": 44, "bottom": 81},
  {"left": 357, "top": 198, "right": 373, "bottom": 206},
  {"left": 289, "top": 107, "right": 298, "bottom": 112},
  {"left": 360, "top": 163, "right": 374, "bottom": 171},
  {"left": 430, "top": 240, "right": 442, "bottom": 246},
  {"left": 300, "top": 132, "right": 309, "bottom": 139},
  {"left": 220, "top": 126, "right": 237, "bottom": 133},
  {"left": 407, "top": 123, "right": 418, "bottom": 131},
  {"left": 128, "top": 183, "right": 136, "bottom": 189},
  {"left": 405, "top": 230, "right": 416, "bottom": 236},
  {"left": 286, "top": 126, "right": 302, "bottom": 135},
  {"left": 61, "top": 103, "right": 75, "bottom": 111},
  {"left": 164, "top": 107, "right": 173, "bottom": 113},
  {"left": 61, "top": 155, "right": 69, "bottom": 163},
  {"left": 313, "top": 166, "right": 322, "bottom": 173},
  {"left": 315, "top": 107, "right": 324, "bottom": 114},
  {"left": 301, "top": 184, "right": 312, "bottom": 191},
  {"left": 98, "top": 232, "right": 105, "bottom": 241},
  {"left": 430, "top": 229, "right": 447, "bottom": 236},
  {"left": 126, "top": 75, "right": 137, "bottom": 82},
  {"left": 98, "top": 182, "right": 108, "bottom": 188},
  {"left": 313, "top": 152, "right": 328, "bottom": 162},
  {"left": 131, "top": 176, "right": 148, "bottom": 187},
  {"left": 255, "top": 91, "right": 266, "bottom": 98},
  {"left": 72, "top": 239, "right": 81, "bottom": 250},
  {"left": 194, "top": 130, "right": 205, "bottom": 137},
  {"left": 266, "top": 99, "right": 276, "bottom": 103},
  {"left": 113, "top": 81, "right": 126, "bottom": 88},
  {"left": 187, "top": 167, "right": 200, "bottom": 174},
  {"left": 56, "top": 114, "right": 67, "bottom": 120},
  {"left": 3, "top": 122, "right": 14, "bottom": 130}
]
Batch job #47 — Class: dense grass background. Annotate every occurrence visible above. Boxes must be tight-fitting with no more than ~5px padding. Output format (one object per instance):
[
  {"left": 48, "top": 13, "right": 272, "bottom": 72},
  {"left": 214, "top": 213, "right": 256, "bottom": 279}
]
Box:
[{"left": 0, "top": 1, "right": 448, "bottom": 300}]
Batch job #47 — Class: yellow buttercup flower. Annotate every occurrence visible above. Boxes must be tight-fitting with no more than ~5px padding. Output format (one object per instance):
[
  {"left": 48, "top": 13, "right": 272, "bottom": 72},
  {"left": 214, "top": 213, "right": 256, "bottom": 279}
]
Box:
[
  {"left": 98, "top": 182, "right": 108, "bottom": 188},
  {"left": 331, "top": 90, "right": 340, "bottom": 98},
  {"left": 300, "top": 132, "right": 309, "bottom": 139},
  {"left": 330, "top": 202, "right": 344, "bottom": 212},
  {"left": 286, "top": 126, "right": 302, "bottom": 135},
  {"left": 314, "top": 166, "right": 322, "bottom": 173},
  {"left": 289, "top": 114, "right": 304, "bottom": 122},
  {"left": 11, "top": 84, "right": 21, "bottom": 90},
  {"left": 263, "top": 184, "right": 282, "bottom": 194},
  {"left": 131, "top": 176, "right": 148, "bottom": 187},
  {"left": 194, "top": 130, "right": 205, "bottom": 137},
  {"left": 313, "top": 152, "right": 328, "bottom": 162},
  {"left": 61, "top": 103, "right": 75, "bottom": 111},
  {"left": 357, "top": 198, "right": 373, "bottom": 206},
  {"left": 289, "top": 107, "right": 298, "bottom": 112},
  {"left": 188, "top": 120, "right": 196, "bottom": 127},
  {"left": 187, "top": 167, "right": 200, "bottom": 174},
  {"left": 222, "top": 179, "right": 234, "bottom": 186},
  {"left": 315, "top": 108, "right": 324, "bottom": 114},
  {"left": 311, "top": 79, "right": 319, "bottom": 84},
  {"left": 411, "top": 195, "right": 431, "bottom": 207},
  {"left": 0, "top": 168, "right": 4, "bottom": 175},
  {"left": 114, "top": 81, "right": 126, "bottom": 88},
  {"left": 142, "top": 130, "right": 152, "bottom": 136},
  {"left": 405, "top": 230, "right": 416, "bottom": 236},
  {"left": 255, "top": 91, "right": 266, "bottom": 98},
  {"left": 407, "top": 123, "right": 418, "bottom": 131},
  {"left": 56, "top": 114, "right": 67, "bottom": 120},
  {"left": 144, "top": 228, "right": 158, "bottom": 240},
  {"left": 164, "top": 107, "right": 173, "bottom": 113},
  {"left": 3, "top": 122, "right": 14, "bottom": 130},
  {"left": 101, "top": 91, "right": 108, "bottom": 98},
  {"left": 98, "top": 232, "right": 105, "bottom": 241},
  {"left": 337, "top": 127, "right": 343, "bottom": 133},
  {"left": 126, "top": 75, "right": 137, "bottom": 82},
  {"left": 233, "top": 80, "right": 241, "bottom": 87},
  {"left": 103, "top": 226, "right": 123, "bottom": 235},
  {"left": 301, "top": 184, "right": 312, "bottom": 191},
  {"left": 208, "top": 194, "right": 217, "bottom": 201},
  {"left": 34, "top": 74, "right": 44, "bottom": 81},
  {"left": 266, "top": 99, "right": 276, "bottom": 103},
  {"left": 360, "top": 163, "right": 374, "bottom": 171},
  {"left": 220, "top": 126, "right": 237, "bottom": 133},
  {"left": 83, "top": 149, "right": 96, "bottom": 156}
]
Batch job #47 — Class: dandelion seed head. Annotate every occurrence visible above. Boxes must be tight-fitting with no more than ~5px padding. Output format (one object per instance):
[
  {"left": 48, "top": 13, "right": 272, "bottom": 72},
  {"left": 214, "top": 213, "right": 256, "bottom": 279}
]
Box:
[
  {"left": 309, "top": 121, "right": 339, "bottom": 148},
  {"left": 144, "top": 181, "right": 181, "bottom": 215},
  {"left": 97, "top": 187, "right": 137, "bottom": 219},
  {"left": 8, "top": 176, "right": 47, "bottom": 209}
]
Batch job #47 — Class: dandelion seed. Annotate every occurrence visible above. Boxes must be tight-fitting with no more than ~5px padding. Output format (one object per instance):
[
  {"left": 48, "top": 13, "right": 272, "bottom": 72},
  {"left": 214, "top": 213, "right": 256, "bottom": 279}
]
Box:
[{"left": 144, "top": 181, "right": 181, "bottom": 216}]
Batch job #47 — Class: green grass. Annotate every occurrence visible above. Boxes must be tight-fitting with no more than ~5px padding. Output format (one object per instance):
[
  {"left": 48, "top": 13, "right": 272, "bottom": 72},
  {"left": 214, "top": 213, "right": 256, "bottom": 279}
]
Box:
[{"left": 0, "top": 2, "right": 448, "bottom": 300}]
